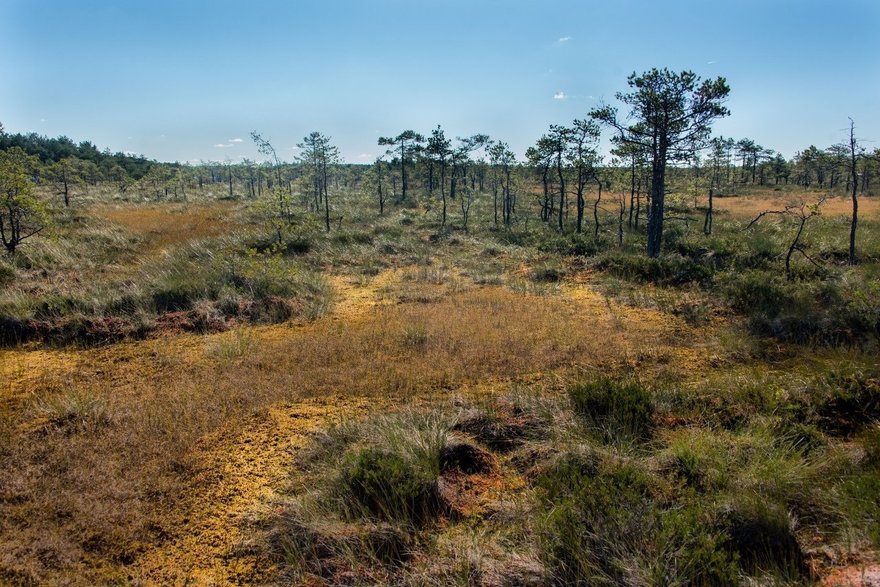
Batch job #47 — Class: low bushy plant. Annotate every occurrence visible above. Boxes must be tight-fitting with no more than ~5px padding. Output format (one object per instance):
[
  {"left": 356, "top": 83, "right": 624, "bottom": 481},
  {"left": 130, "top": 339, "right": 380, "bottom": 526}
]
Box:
[
  {"left": 0, "top": 258, "right": 14, "bottom": 286},
  {"left": 814, "top": 367, "right": 880, "bottom": 436},
  {"left": 595, "top": 252, "right": 714, "bottom": 286},
  {"left": 338, "top": 448, "right": 442, "bottom": 525},
  {"left": 569, "top": 378, "right": 654, "bottom": 443},
  {"left": 718, "top": 496, "right": 808, "bottom": 580}
]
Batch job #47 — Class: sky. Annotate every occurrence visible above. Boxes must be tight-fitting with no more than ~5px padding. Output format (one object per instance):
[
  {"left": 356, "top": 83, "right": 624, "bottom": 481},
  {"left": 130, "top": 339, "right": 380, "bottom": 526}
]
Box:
[{"left": 1, "top": 0, "right": 878, "bottom": 163}]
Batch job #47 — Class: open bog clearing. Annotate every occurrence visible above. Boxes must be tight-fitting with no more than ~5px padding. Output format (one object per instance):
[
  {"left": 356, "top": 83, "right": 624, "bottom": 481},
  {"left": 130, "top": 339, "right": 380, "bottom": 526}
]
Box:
[
  {"left": 1, "top": 193, "right": 878, "bottom": 586},
  {"left": 1, "top": 229, "right": 714, "bottom": 584}
]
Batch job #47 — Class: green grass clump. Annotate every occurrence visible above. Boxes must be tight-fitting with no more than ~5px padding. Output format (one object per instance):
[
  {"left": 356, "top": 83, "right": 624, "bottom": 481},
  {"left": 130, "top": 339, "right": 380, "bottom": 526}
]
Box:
[
  {"left": 0, "top": 258, "right": 15, "bottom": 286},
  {"left": 338, "top": 448, "right": 442, "bottom": 525},
  {"left": 595, "top": 252, "right": 714, "bottom": 286},
  {"left": 814, "top": 367, "right": 880, "bottom": 436},
  {"left": 537, "top": 459, "right": 738, "bottom": 586},
  {"left": 332, "top": 229, "right": 374, "bottom": 246},
  {"left": 719, "top": 496, "right": 808, "bottom": 580},
  {"left": 272, "top": 410, "right": 455, "bottom": 582},
  {"left": 569, "top": 378, "right": 654, "bottom": 444},
  {"left": 538, "top": 462, "right": 656, "bottom": 585},
  {"left": 722, "top": 269, "right": 880, "bottom": 345}
]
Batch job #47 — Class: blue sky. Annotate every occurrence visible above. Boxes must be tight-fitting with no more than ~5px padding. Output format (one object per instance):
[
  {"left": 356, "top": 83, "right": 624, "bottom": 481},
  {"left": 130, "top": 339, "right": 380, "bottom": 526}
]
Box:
[{"left": 1, "top": 0, "right": 877, "bottom": 163}]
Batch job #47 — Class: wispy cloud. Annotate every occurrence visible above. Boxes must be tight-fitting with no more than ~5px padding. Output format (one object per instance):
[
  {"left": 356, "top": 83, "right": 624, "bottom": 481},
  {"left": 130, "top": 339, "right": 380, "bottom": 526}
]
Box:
[
  {"left": 214, "top": 143, "right": 231, "bottom": 148},
  {"left": 228, "top": 138, "right": 243, "bottom": 143},
  {"left": 358, "top": 153, "right": 371, "bottom": 159},
  {"left": 553, "top": 91, "right": 567, "bottom": 100},
  {"left": 557, "top": 36, "right": 572, "bottom": 44},
  {"left": 707, "top": 60, "right": 718, "bottom": 65}
]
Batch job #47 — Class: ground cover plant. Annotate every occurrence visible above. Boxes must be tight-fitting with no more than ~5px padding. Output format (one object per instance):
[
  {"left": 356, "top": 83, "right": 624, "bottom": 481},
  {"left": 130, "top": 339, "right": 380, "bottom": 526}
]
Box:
[
  {"left": 1, "top": 75, "right": 880, "bottom": 584},
  {"left": 268, "top": 375, "right": 880, "bottom": 586}
]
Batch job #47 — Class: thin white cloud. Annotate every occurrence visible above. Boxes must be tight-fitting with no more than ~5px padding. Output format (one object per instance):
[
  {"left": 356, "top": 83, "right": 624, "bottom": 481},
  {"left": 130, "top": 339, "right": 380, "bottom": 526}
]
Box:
[
  {"left": 228, "top": 138, "right": 243, "bottom": 143},
  {"left": 214, "top": 143, "right": 231, "bottom": 148},
  {"left": 707, "top": 60, "right": 718, "bottom": 65},
  {"left": 553, "top": 91, "right": 567, "bottom": 100},
  {"left": 358, "top": 153, "right": 371, "bottom": 159},
  {"left": 557, "top": 36, "right": 572, "bottom": 44}
]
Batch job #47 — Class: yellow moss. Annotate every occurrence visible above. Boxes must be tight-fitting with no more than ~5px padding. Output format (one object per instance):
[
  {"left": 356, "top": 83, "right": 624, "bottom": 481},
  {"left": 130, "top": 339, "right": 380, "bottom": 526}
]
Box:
[
  {"left": 131, "top": 396, "right": 380, "bottom": 586},
  {"left": 0, "top": 265, "right": 733, "bottom": 584}
]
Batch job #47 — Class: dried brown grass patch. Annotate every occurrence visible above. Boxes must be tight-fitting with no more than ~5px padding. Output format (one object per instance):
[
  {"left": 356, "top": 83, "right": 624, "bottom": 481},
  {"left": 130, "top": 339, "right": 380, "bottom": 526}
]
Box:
[
  {"left": 714, "top": 191, "right": 879, "bottom": 219},
  {"left": 0, "top": 273, "right": 717, "bottom": 584},
  {"left": 92, "top": 201, "right": 242, "bottom": 253}
]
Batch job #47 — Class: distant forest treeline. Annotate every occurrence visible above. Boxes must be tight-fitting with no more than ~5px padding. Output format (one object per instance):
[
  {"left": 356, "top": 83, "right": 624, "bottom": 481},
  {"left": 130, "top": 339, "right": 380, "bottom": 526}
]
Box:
[
  {"left": 1, "top": 128, "right": 877, "bottom": 198},
  {"left": 0, "top": 132, "right": 155, "bottom": 180}
]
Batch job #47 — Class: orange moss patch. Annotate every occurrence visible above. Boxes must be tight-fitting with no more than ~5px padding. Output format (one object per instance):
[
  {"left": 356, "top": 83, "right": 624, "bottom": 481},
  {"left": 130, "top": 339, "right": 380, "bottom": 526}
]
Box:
[
  {"left": 714, "top": 192, "right": 880, "bottom": 219},
  {"left": 821, "top": 563, "right": 880, "bottom": 586},
  {"left": 92, "top": 201, "right": 241, "bottom": 254},
  {"left": 131, "top": 396, "right": 380, "bottom": 586},
  {"left": 0, "top": 268, "right": 727, "bottom": 584}
]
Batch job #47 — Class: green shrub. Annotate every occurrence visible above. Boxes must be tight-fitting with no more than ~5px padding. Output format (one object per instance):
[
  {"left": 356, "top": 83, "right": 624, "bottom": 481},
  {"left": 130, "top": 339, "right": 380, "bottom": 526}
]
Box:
[
  {"left": 0, "top": 259, "right": 14, "bottom": 286},
  {"left": 332, "top": 230, "right": 374, "bottom": 246},
  {"left": 338, "top": 448, "right": 441, "bottom": 525},
  {"left": 569, "top": 378, "right": 655, "bottom": 443},
  {"left": 815, "top": 368, "right": 880, "bottom": 436},
  {"left": 151, "top": 281, "right": 206, "bottom": 312},
  {"left": 724, "top": 271, "right": 879, "bottom": 344},
  {"left": 723, "top": 271, "right": 792, "bottom": 318},
  {"left": 718, "top": 496, "right": 807, "bottom": 579},
  {"left": 864, "top": 426, "right": 880, "bottom": 467},
  {"left": 655, "top": 507, "right": 740, "bottom": 587},
  {"left": 595, "top": 253, "right": 714, "bottom": 286},
  {"left": 283, "top": 236, "right": 311, "bottom": 255},
  {"left": 537, "top": 233, "right": 603, "bottom": 257},
  {"left": 246, "top": 232, "right": 281, "bottom": 254},
  {"left": 528, "top": 266, "right": 564, "bottom": 283},
  {"left": 0, "top": 315, "right": 34, "bottom": 345},
  {"left": 538, "top": 460, "right": 737, "bottom": 585},
  {"left": 842, "top": 426, "right": 880, "bottom": 547},
  {"left": 670, "top": 446, "right": 709, "bottom": 490},
  {"left": 533, "top": 451, "right": 602, "bottom": 500},
  {"left": 538, "top": 463, "right": 655, "bottom": 584},
  {"left": 843, "top": 469, "right": 880, "bottom": 548}
]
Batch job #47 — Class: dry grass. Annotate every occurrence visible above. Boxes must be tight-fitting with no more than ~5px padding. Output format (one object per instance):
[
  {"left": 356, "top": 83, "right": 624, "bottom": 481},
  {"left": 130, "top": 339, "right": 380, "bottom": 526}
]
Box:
[
  {"left": 2, "top": 190, "right": 875, "bottom": 584},
  {"left": 92, "top": 201, "right": 242, "bottom": 254},
  {"left": 713, "top": 190, "right": 880, "bottom": 219},
  {"left": 0, "top": 265, "right": 715, "bottom": 585}
]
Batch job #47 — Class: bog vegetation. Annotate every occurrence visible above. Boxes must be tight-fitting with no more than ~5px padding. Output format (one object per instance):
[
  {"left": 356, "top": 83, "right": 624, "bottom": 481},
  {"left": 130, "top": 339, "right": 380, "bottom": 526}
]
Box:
[{"left": 0, "top": 70, "right": 878, "bottom": 585}]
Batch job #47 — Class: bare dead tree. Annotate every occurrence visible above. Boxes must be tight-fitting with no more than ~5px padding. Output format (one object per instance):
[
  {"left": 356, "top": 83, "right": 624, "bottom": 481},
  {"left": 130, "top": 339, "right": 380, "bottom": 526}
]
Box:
[
  {"left": 848, "top": 118, "right": 860, "bottom": 265},
  {"left": 745, "top": 196, "right": 828, "bottom": 279}
]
